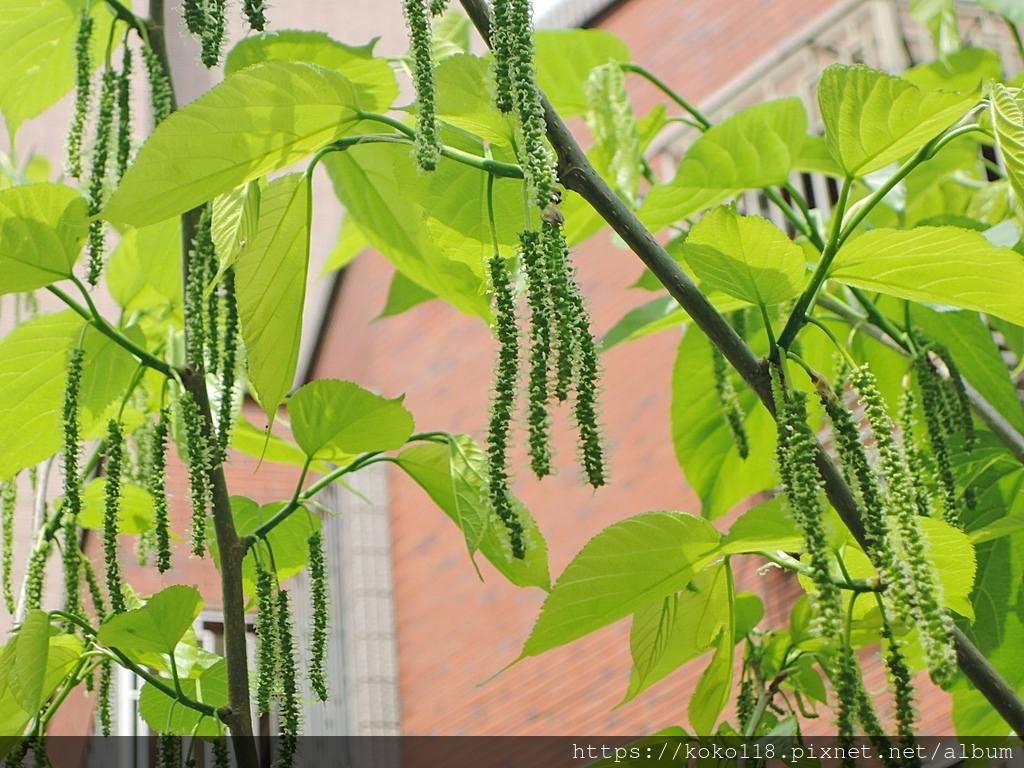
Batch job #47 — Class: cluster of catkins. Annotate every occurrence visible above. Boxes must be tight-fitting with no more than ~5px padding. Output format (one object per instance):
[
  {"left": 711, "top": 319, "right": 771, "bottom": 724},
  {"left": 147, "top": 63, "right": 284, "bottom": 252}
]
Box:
[
  {"left": 69, "top": 14, "right": 173, "bottom": 285},
  {"left": 182, "top": 0, "right": 268, "bottom": 68},
  {"left": 404, "top": 0, "right": 606, "bottom": 560},
  {"left": 253, "top": 532, "right": 330, "bottom": 766},
  {"left": 769, "top": 348, "right": 975, "bottom": 748}
]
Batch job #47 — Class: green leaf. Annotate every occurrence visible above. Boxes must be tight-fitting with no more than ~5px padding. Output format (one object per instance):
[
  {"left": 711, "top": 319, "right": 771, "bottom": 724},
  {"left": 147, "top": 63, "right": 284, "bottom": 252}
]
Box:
[
  {"left": 0, "top": 313, "right": 138, "bottom": 479},
  {"left": 817, "top": 64, "right": 978, "bottom": 176},
  {"left": 322, "top": 214, "right": 368, "bottom": 275},
  {"left": 0, "top": 0, "right": 119, "bottom": 137},
  {"left": 98, "top": 586, "right": 204, "bottom": 658},
  {"left": 909, "top": 0, "right": 961, "bottom": 56},
  {"left": 235, "top": 172, "right": 309, "bottom": 422},
  {"left": 435, "top": 54, "right": 514, "bottom": 145},
  {"left": 521, "top": 512, "right": 720, "bottom": 658},
  {"left": 641, "top": 99, "right": 808, "bottom": 231},
  {"left": 919, "top": 516, "right": 977, "bottom": 620},
  {"left": 230, "top": 415, "right": 332, "bottom": 470},
  {"left": 586, "top": 63, "right": 641, "bottom": 206},
  {"left": 733, "top": 592, "right": 764, "bottom": 641},
  {"left": 323, "top": 146, "right": 492, "bottom": 318},
  {"left": 77, "top": 479, "right": 155, "bottom": 534},
  {"left": 904, "top": 47, "right": 1001, "bottom": 92},
  {"left": 225, "top": 31, "right": 397, "bottom": 113},
  {"left": 139, "top": 659, "right": 227, "bottom": 737},
  {"left": 681, "top": 207, "right": 805, "bottom": 307},
  {"left": 721, "top": 496, "right": 802, "bottom": 554},
  {"left": 378, "top": 270, "right": 436, "bottom": 318},
  {"left": 601, "top": 297, "right": 688, "bottom": 352},
  {"left": 688, "top": 562, "right": 734, "bottom": 735},
  {"left": 621, "top": 562, "right": 729, "bottom": 706},
  {"left": 211, "top": 180, "right": 261, "bottom": 277},
  {"left": 397, "top": 439, "right": 550, "bottom": 590},
  {"left": 288, "top": 378, "right": 414, "bottom": 459},
  {"left": 534, "top": 30, "right": 630, "bottom": 117},
  {"left": 432, "top": 10, "right": 472, "bottom": 59},
  {"left": 107, "top": 218, "right": 182, "bottom": 312},
  {"left": 671, "top": 329, "right": 777, "bottom": 519},
  {"left": 213, "top": 497, "right": 322, "bottom": 593},
  {"left": 4, "top": 610, "right": 49, "bottom": 714},
  {"left": 829, "top": 227, "right": 1024, "bottom": 326},
  {"left": 0, "top": 183, "right": 89, "bottom": 294},
  {"left": 103, "top": 62, "right": 361, "bottom": 227},
  {"left": 990, "top": 83, "right": 1024, "bottom": 206}
]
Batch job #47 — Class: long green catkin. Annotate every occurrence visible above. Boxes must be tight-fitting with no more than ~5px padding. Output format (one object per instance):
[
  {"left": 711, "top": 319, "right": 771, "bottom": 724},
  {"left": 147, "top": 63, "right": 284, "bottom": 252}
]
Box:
[
  {"left": 277, "top": 589, "right": 301, "bottom": 768},
  {"left": 404, "top": 0, "right": 441, "bottom": 171},
  {"left": 913, "top": 354, "right": 960, "bottom": 527},
  {"left": 712, "top": 345, "right": 748, "bottom": 458},
  {"left": 486, "top": 255, "right": 526, "bottom": 559},
  {"left": 216, "top": 269, "right": 240, "bottom": 463},
  {"left": 490, "top": 0, "right": 514, "bottom": 114},
  {"left": 185, "top": 209, "right": 214, "bottom": 368},
  {"left": 141, "top": 44, "right": 173, "bottom": 125},
  {"left": 1, "top": 480, "right": 14, "bottom": 613},
  {"left": 115, "top": 43, "right": 132, "bottom": 181},
  {"left": 180, "top": 389, "right": 211, "bottom": 557},
  {"left": 255, "top": 560, "right": 277, "bottom": 714},
  {"left": 61, "top": 349, "right": 86, "bottom": 624},
  {"left": 99, "top": 659, "right": 112, "bottom": 735},
  {"left": 201, "top": 0, "right": 228, "bottom": 68},
  {"left": 520, "top": 230, "right": 554, "bottom": 478},
  {"left": 86, "top": 69, "right": 118, "bottom": 286},
  {"left": 151, "top": 408, "right": 172, "bottom": 573},
  {"left": 775, "top": 388, "right": 841, "bottom": 641},
  {"left": 103, "top": 420, "right": 126, "bottom": 614},
  {"left": 67, "top": 12, "right": 93, "bottom": 179},
  {"left": 308, "top": 530, "right": 330, "bottom": 701}
]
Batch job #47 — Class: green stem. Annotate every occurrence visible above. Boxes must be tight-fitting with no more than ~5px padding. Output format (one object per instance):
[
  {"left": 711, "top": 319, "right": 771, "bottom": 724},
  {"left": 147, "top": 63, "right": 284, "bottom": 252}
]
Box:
[
  {"left": 784, "top": 181, "right": 825, "bottom": 250},
  {"left": 103, "top": 0, "right": 147, "bottom": 38},
  {"left": 46, "top": 284, "right": 174, "bottom": 377},
  {"left": 757, "top": 550, "right": 877, "bottom": 593},
  {"left": 620, "top": 63, "right": 711, "bottom": 129},
  {"left": 776, "top": 175, "right": 851, "bottom": 350},
  {"left": 764, "top": 188, "right": 813, "bottom": 242}
]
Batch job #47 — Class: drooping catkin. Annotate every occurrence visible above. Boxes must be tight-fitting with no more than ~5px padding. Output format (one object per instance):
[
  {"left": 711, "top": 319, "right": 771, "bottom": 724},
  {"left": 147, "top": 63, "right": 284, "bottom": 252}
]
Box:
[
  {"left": 775, "top": 388, "right": 841, "bottom": 641},
  {"left": 1, "top": 480, "right": 14, "bottom": 612},
  {"left": 713, "top": 346, "right": 748, "bottom": 458},
  {"left": 490, "top": 0, "right": 514, "bottom": 114},
  {"left": 520, "top": 230, "right": 553, "bottom": 477},
  {"left": 505, "top": 0, "right": 555, "bottom": 206},
  {"left": 179, "top": 389, "right": 211, "bottom": 557},
  {"left": 850, "top": 365, "right": 957, "bottom": 688},
  {"left": 99, "top": 659, "right": 112, "bottom": 735},
  {"left": 24, "top": 539, "right": 52, "bottom": 612},
  {"left": 216, "top": 269, "right": 240, "bottom": 463},
  {"left": 115, "top": 43, "right": 132, "bottom": 181},
  {"left": 818, "top": 376, "right": 905, "bottom": 605},
  {"left": 880, "top": 608, "right": 919, "bottom": 756},
  {"left": 141, "top": 44, "right": 173, "bottom": 125},
  {"left": 83, "top": 552, "right": 107, "bottom": 618},
  {"left": 913, "top": 354, "right": 960, "bottom": 527},
  {"left": 183, "top": 0, "right": 205, "bottom": 37},
  {"left": 151, "top": 408, "right": 172, "bottom": 573},
  {"left": 930, "top": 343, "right": 975, "bottom": 451},
  {"left": 404, "top": 0, "right": 442, "bottom": 171},
  {"left": 255, "top": 559, "right": 277, "bottom": 714},
  {"left": 899, "top": 388, "right": 934, "bottom": 519},
  {"left": 242, "top": 0, "right": 268, "bottom": 30},
  {"left": 735, "top": 674, "right": 755, "bottom": 734},
  {"left": 308, "top": 530, "right": 329, "bottom": 702},
  {"left": 201, "top": 0, "right": 228, "bottom": 68},
  {"left": 158, "top": 733, "right": 180, "bottom": 768},
  {"left": 86, "top": 69, "right": 118, "bottom": 285},
  {"left": 103, "top": 420, "right": 126, "bottom": 614},
  {"left": 542, "top": 223, "right": 605, "bottom": 487},
  {"left": 833, "top": 647, "right": 858, "bottom": 764},
  {"left": 67, "top": 12, "right": 93, "bottom": 179},
  {"left": 185, "top": 208, "right": 215, "bottom": 369},
  {"left": 61, "top": 348, "right": 85, "bottom": 623},
  {"left": 486, "top": 255, "right": 525, "bottom": 559},
  {"left": 277, "top": 589, "right": 301, "bottom": 768},
  {"left": 212, "top": 738, "right": 230, "bottom": 768}
]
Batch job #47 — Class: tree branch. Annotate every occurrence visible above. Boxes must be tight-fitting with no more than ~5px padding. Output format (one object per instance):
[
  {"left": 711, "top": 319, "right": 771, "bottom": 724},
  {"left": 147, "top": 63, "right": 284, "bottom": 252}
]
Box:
[{"left": 457, "top": 0, "right": 1024, "bottom": 736}]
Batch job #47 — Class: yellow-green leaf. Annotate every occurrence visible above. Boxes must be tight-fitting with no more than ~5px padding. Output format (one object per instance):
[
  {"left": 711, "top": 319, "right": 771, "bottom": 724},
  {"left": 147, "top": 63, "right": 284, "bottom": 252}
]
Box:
[
  {"left": 103, "top": 62, "right": 360, "bottom": 227},
  {"left": 829, "top": 226, "right": 1024, "bottom": 326},
  {"left": 235, "top": 173, "right": 309, "bottom": 423}
]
